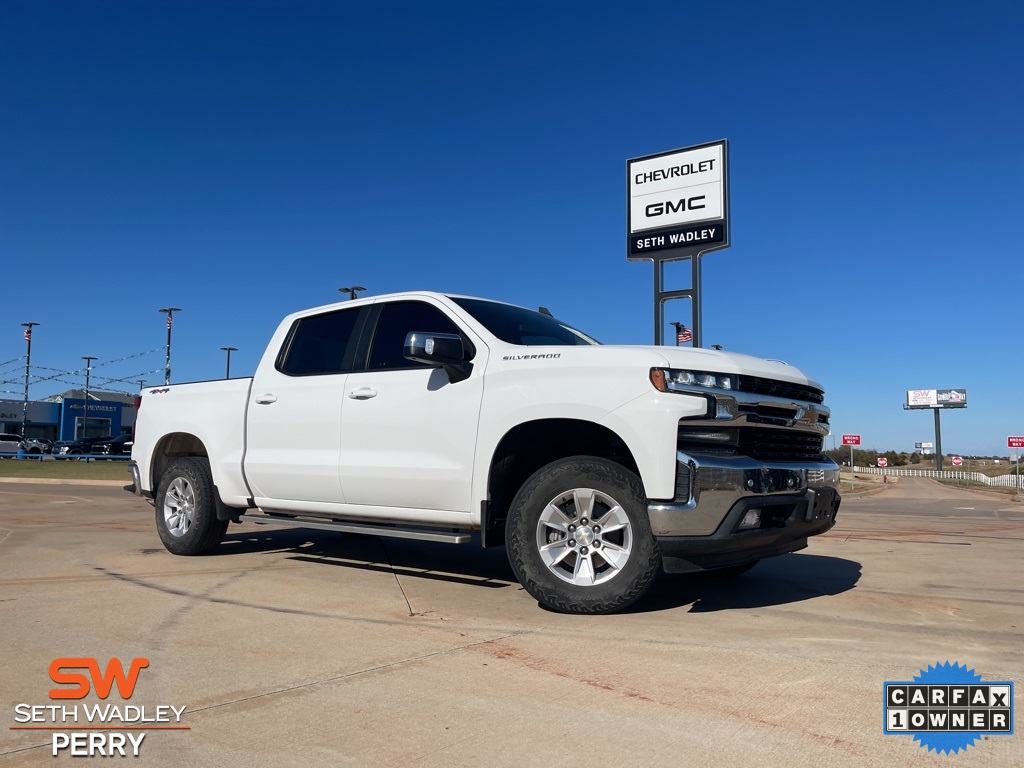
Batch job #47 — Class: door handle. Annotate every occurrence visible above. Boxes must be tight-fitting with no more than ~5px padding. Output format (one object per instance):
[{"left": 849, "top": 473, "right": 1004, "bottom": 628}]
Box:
[
  {"left": 348, "top": 388, "right": 378, "bottom": 400},
  {"left": 254, "top": 394, "right": 278, "bottom": 405}
]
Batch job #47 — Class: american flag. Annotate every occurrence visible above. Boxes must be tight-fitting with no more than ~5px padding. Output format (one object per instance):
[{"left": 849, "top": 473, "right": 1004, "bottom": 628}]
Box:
[
  {"left": 676, "top": 326, "right": 692, "bottom": 344},
  {"left": 24, "top": 327, "right": 32, "bottom": 342}
]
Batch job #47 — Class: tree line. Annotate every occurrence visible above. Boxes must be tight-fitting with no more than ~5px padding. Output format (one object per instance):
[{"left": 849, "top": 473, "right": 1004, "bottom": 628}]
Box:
[
  {"left": 824, "top": 448, "right": 920, "bottom": 467},
  {"left": 823, "top": 448, "right": 1017, "bottom": 468}
]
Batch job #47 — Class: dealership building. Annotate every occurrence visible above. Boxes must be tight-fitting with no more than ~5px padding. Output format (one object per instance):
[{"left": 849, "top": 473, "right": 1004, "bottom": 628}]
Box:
[{"left": 0, "top": 390, "right": 137, "bottom": 441}]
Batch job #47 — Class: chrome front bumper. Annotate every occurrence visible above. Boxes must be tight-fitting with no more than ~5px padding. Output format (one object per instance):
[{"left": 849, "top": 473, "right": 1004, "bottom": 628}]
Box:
[{"left": 647, "top": 451, "right": 841, "bottom": 536}]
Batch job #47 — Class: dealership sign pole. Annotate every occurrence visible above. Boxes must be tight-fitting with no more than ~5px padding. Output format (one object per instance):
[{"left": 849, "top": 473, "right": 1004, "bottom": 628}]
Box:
[
  {"left": 903, "top": 389, "right": 968, "bottom": 472},
  {"left": 627, "top": 140, "right": 730, "bottom": 346}
]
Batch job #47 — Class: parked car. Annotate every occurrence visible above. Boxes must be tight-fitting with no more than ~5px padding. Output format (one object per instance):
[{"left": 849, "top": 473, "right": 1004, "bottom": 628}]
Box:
[
  {"left": 19, "top": 437, "right": 53, "bottom": 455},
  {"left": 52, "top": 436, "right": 100, "bottom": 460},
  {"left": 54, "top": 435, "right": 133, "bottom": 459},
  {"left": 92, "top": 434, "right": 133, "bottom": 456},
  {"left": 0, "top": 433, "right": 22, "bottom": 457}
]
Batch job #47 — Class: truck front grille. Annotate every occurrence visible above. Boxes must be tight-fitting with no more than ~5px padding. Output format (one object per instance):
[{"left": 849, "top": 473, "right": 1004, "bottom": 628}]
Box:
[
  {"left": 736, "top": 376, "right": 824, "bottom": 404},
  {"left": 738, "top": 427, "right": 824, "bottom": 461},
  {"left": 678, "top": 426, "right": 825, "bottom": 462}
]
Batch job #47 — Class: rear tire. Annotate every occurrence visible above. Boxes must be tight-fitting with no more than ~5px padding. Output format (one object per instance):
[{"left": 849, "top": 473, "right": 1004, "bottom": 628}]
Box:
[
  {"left": 506, "top": 456, "right": 661, "bottom": 614},
  {"left": 155, "top": 457, "right": 228, "bottom": 555}
]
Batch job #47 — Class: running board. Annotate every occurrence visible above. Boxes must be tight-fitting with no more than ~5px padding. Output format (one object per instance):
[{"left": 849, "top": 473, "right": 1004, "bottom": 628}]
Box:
[{"left": 238, "top": 514, "right": 472, "bottom": 544}]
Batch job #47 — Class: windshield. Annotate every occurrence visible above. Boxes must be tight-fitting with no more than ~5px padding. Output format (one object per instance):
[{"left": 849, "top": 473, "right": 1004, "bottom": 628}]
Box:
[{"left": 451, "top": 297, "right": 600, "bottom": 346}]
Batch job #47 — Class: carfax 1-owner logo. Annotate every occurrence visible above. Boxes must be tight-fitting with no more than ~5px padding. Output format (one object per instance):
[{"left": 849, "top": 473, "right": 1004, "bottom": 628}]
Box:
[
  {"left": 884, "top": 662, "right": 1014, "bottom": 754},
  {"left": 9, "top": 657, "right": 189, "bottom": 757}
]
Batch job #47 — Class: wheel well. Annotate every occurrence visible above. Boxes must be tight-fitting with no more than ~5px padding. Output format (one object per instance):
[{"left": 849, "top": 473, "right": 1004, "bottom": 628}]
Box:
[
  {"left": 485, "top": 419, "right": 639, "bottom": 547},
  {"left": 151, "top": 433, "right": 209, "bottom": 491}
]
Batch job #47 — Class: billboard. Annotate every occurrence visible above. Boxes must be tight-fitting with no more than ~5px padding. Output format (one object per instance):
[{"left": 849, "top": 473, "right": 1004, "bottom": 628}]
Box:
[
  {"left": 627, "top": 140, "right": 728, "bottom": 259},
  {"left": 905, "top": 389, "right": 968, "bottom": 409}
]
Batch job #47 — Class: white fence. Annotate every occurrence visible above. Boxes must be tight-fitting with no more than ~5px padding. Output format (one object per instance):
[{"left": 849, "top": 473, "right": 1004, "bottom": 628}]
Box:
[{"left": 854, "top": 465, "right": 1023, "bottom": 489}]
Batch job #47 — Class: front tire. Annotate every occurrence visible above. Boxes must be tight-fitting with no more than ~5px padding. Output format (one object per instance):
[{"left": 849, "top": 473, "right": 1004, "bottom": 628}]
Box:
[
  {"left": 155, "top": 457, "right": 228, "bottom": 555},
  {"left": 506, "top": 456, "right": 661, "bottom": 614}
]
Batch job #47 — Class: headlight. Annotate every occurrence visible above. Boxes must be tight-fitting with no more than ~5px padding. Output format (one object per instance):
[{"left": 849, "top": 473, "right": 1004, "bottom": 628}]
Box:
[{"left": 650, "top": 368, "right": 737, "bottom": 393}]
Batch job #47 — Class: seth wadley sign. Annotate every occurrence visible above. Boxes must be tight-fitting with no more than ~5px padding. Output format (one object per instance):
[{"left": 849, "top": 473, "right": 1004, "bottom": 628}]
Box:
[
  {"left": 628, "top": 142, "right": 726, "bottom": 257},
  {"left": 905, "top": 389, "right": 968, "bottom": 409}
]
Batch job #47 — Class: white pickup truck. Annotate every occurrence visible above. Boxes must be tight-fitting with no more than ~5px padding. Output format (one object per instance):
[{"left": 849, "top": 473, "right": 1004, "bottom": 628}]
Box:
[{"left": 127, "top": 291, "right": 840, "bottom": 614}]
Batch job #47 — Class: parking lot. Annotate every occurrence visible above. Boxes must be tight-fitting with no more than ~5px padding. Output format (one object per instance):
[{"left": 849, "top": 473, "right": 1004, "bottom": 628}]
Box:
[{"left": 2, "top": 478, "right": 1021, "bottom": 767}]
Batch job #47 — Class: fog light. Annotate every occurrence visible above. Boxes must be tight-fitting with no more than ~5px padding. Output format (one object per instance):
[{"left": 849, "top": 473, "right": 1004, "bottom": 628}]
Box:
[{"left": 739, "top": 510, "right": 761, "bottom": 530}]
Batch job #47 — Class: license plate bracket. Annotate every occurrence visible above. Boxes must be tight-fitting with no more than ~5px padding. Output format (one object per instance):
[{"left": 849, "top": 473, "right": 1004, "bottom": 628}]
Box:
[{"left": 805, "top": 487, "right": 838, "bottom": 522}]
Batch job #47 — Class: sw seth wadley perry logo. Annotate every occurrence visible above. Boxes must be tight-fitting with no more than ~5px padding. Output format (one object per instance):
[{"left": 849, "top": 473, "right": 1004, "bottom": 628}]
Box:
[{"left": 10, "top": 657, "right": 190, "bottom": 757}]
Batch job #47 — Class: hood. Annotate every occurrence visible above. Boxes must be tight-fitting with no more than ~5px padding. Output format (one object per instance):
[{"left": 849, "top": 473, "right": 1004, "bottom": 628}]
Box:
[
  {"left": 609, "top": 345, "right": 823, "bottom": 390},
  {"left": 487, "top": 341, "right": 822, "bottom": 391}
]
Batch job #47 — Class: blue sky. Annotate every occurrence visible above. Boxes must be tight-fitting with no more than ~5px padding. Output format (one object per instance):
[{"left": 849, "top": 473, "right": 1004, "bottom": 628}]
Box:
[{"left": 1, "top": 1, "right": 1021, "bottom": 457}]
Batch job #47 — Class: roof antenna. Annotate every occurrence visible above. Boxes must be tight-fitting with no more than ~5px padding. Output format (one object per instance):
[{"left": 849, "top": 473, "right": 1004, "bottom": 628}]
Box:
[{"left": 538, "top": 306, "right": 553, "bottom": 317}]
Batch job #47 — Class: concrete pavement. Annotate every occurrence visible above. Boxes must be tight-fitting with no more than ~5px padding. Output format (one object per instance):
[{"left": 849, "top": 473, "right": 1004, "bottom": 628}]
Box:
[{"left": 1, "top": 478, "right": 1021, "bottom": 766}]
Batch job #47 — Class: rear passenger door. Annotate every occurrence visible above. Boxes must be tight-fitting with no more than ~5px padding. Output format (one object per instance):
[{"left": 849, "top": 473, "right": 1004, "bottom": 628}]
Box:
[
  {"left": 244, "top": 305, "right": 365, "bottom": 504},
  {"left": 338, "top": 300, "right": 484, "bottom": 512}
]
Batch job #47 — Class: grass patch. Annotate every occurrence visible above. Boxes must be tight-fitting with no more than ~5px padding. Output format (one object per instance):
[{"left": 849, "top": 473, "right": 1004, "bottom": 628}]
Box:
[
  {"left": 0, "top": 458, "right": 131, "bottom": 481},
  {"left": 839, "top": 473, "right": 892, "bottom": 494},
  {"left": 935, "top": 478, "right": 1021, "bottom": 497}
]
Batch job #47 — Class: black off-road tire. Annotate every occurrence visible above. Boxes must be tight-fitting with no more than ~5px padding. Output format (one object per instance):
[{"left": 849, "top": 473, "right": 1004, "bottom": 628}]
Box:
[
  {"left": 154, "top": 457, "right": 228, "bottom": 555},
  {"left": 506, "top": 456, "right": 661, "bottom": 614}
]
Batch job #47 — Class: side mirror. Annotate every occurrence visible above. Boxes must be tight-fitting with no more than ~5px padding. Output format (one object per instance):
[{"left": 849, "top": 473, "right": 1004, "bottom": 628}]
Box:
[{"left": 403, "top": 332, "right": 473, "bottom": 383}]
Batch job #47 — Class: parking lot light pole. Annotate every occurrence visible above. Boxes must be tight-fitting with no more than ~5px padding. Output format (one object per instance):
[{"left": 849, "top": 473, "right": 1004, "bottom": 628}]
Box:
[
  {"left": 81, "top": 356, "right": 97, "bottom": 439},
  {"left": 20, "top": 322, "right": 39, "bottom": 438},
  {"left": 158, "top": 307, "right": 181, "bottom": 385},
  {"left": 339, "top": 286, "right": 365, "bottom": 300},
  {"left": 220, "top": 347, "right": 237, "bottom": 379}
]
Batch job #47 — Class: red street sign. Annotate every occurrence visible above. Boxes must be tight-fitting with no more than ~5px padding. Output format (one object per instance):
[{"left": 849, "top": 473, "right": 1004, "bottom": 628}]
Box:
[
  {"left": 842, "top": 434, "right": 861, "bottom": 445},
  {"left": 877, "top": 457, "right": 888, "bottom": 467},
  {"left": 951, "top": 456, "right": 963, "bottom": 466},
  {"left": 1009, "top": 436, "right": 1024, "bottom": 448}
]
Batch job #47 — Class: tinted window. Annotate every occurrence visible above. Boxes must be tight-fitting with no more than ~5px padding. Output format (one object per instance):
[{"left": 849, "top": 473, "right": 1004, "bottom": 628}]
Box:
[
  {"left": 451, "top": 297, "right": 599, "bottom": 346},
  {"left": 367, "top": 301, "right": 466, "bottom": 371},
  {"left": 278, "top": 308, "right": 361, "bottom": 376}
]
